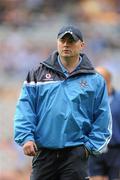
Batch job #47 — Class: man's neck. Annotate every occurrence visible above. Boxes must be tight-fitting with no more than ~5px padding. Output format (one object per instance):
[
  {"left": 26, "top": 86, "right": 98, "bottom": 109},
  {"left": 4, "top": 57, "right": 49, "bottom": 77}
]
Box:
[{"left": 60, "top": 56, "right": 80, "bottom": 73}]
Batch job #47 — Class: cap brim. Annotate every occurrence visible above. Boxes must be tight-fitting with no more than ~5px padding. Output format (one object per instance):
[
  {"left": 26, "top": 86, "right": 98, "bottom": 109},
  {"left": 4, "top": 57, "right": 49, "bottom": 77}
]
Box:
[{"left": 58, "top": 32, "right": 79, "bottom": 41}]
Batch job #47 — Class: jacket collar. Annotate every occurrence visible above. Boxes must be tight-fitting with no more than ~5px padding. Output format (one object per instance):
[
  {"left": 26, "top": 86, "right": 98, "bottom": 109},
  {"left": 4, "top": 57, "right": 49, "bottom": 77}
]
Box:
[{"left": 41, "top": 51, "right": 95, "bottom": 74}]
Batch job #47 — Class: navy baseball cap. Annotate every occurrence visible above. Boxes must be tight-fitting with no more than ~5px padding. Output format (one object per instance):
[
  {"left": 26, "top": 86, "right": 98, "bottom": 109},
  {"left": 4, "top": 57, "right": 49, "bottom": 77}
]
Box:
[{"left": 57, "top": 25, "right": 83, "bottom": 42}]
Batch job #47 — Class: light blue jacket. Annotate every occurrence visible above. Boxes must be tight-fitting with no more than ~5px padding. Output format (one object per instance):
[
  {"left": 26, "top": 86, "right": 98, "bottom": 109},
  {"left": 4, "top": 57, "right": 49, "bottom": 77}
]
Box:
[{"left": 14, "top": 51, "right": 112, "bottom": 155}]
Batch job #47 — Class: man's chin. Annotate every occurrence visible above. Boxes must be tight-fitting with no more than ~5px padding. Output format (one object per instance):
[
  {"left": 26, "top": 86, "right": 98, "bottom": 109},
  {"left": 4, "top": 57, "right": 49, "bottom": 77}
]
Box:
[{"left": 61, "top": 53, "right": 71, "bottom": 58}]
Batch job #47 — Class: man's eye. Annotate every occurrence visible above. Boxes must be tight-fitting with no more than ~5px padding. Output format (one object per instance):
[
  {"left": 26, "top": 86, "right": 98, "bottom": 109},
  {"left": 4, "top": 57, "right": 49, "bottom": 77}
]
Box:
[
  {"left": 60, "top": 39, "right": 65, "bottom": 43},
  {"left": 68, "top": 39, "right": 75, "bottom": 43},
  {"left": 60, "top": 38, "right": 75, "bottom": 43}
]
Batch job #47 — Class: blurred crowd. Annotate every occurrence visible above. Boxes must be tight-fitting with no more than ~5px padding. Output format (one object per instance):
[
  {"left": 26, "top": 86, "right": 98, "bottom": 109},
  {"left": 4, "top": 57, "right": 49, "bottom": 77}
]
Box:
[
  {"left": 0, "top": 0, "right": 120, "bottom": 179},
  {"left": 0, "top": 0, "right": 120, "bottom": 77}
]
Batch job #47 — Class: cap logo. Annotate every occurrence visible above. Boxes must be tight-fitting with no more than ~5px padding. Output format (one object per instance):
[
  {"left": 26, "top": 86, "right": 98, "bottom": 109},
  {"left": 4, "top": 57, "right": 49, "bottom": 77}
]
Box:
[{"left": 65, "top": 30, "right": 73, "bottom": 34}]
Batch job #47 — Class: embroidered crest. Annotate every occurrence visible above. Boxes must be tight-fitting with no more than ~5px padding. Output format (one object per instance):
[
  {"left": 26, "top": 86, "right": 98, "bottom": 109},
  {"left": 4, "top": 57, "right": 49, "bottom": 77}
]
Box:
[{"left": 80, "top": 80, "right": 88, "bottom": 88}]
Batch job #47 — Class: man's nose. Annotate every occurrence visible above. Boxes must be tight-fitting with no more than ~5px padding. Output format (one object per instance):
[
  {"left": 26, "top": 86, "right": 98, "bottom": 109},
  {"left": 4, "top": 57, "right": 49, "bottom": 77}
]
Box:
[{"left": 63, "top": 40, "right": 69, "bottom": 45}]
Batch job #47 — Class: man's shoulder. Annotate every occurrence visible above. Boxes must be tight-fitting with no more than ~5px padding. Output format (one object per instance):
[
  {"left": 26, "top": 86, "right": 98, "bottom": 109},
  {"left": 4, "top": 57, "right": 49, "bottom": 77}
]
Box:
[{"left": 94, "top": 71, "right": 105, "bottom": 83}]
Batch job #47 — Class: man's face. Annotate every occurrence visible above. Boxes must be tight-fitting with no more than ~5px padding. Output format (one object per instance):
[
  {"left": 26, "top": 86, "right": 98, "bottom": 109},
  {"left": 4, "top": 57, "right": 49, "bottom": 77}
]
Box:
[{"left": 57, "top": 34, "right": 84, "bottom": 59}]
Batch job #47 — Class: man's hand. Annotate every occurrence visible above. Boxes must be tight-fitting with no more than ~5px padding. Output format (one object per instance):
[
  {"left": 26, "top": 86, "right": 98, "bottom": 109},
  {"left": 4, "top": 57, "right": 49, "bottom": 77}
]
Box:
[{"left": 23, "top": 141, "right": 38, "bottom": 156}]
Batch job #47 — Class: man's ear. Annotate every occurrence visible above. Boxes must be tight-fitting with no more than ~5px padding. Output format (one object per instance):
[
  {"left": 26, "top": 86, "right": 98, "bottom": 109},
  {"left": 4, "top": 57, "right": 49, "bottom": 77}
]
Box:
[
  {"left": 80, "top": 41, "right": 85, "bottom": 50},
  {"left": 81, "top": 42, "right": 85, "bottom": 48}
]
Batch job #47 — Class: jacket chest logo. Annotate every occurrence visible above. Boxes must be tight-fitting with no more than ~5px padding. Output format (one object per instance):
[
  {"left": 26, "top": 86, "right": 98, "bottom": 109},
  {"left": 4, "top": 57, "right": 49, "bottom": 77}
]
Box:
[
  {"left": 45, "top": 73, "right": 51, "bottom": 79},
  {"left": 42, "top": 73, "right": 53, "bottom": 81},
  {"left": 80, "top": 80, "right": 88, "bottom": 88}
]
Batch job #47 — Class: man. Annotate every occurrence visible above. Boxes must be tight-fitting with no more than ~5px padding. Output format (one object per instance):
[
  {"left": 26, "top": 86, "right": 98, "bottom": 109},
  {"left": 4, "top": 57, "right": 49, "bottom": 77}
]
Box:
[
  {"left": 88, "top": 67, "right": 120, "bottom": 180},
  {"left": 14, "top": 26, "right": 112, "bottom": 180}
]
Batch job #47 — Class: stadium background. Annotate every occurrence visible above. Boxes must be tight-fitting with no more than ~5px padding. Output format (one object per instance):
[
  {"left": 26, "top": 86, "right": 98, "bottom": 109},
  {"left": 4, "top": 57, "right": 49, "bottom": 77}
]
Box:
[{"left": 0, "top": 0, "right": 120, "bottom": 179}]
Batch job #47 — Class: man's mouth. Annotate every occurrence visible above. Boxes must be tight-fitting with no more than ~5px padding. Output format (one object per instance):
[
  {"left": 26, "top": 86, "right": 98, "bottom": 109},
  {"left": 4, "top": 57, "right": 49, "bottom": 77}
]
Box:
[{"left": 63, "top": 49, "right": 71, "bottom": 52}]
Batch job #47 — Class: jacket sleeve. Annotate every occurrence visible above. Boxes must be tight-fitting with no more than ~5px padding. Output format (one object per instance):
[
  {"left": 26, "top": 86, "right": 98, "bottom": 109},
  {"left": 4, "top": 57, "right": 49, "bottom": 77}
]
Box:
[
  {"left": 85, "top": 78, "right": 112, "bottom": 155},
  {"left": 14, "top": 71, "right": 37, "bottom": 146}
]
